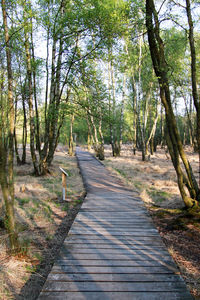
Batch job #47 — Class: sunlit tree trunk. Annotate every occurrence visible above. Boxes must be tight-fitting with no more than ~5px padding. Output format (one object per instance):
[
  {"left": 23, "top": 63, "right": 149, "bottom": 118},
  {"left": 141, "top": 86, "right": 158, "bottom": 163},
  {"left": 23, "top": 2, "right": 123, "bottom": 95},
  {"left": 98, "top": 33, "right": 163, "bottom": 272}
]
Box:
[
  {"left": 86, "top": 114, "right": 94, "bottom": 151},
  {"left": 69, "top": 114, "right": 74, "bottom": 156},
  {"left": 30, "top": 14, "right": 41, "bottom": 153},
  {"left": 119, "top": 74, "right": 126, "bottom": 146},
  {"left": 14, "top": 95, "right": 22, "bottom": 165},
  {"left": 108, "top": 60, "right": 114, "bottom": 155},
  {"left": 24, "top": 15, "right": 40, "bottom": 175},
  {"left": 146, "top": 0, "right": 200, "bottom": 207},
  {"left": 145, "top": 98, "right": 158, "bottom": 156}
]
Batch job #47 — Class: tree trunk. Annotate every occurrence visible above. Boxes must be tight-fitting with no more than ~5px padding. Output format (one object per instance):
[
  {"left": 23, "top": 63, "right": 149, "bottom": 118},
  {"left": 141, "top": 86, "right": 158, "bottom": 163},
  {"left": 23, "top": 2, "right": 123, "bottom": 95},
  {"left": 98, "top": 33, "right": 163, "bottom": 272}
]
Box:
[
  {"left": 185, "top": 0, "right": 200, "bottom": 188},
  {"left": 145, "top": 97, "right": 158, "bottom": 156},
  {"left": 131, "top": 75, "right": 137, "bottom": 155},
  {"left": 86, "top": 114, "right": 94, "bottom": 151},
  {"left": 108, "top": 57, "right": 116, "bottom": 156},
  {"left": 1, "top": 0, "right": 19, "bottom": 252},
  {"left": 146, "top": 0, "right": 200, "bottom": 207},
  {"left": 69, "top": 114, "right": 74, "bottom": 156},
  {"left": 119, "top": 74, "right": 126, "bottom": 146},
  {"left": 14, "top": 96, "right": 22, "bottom": 165},
  {"left": 24, "top": 22, "right": 40, "bottom": 175},
  {"left": 21, "top": 90, "right": 27, "bottom": 164},
  {"left": 30, "top": 14, "right": 41, "bottom": 153}
]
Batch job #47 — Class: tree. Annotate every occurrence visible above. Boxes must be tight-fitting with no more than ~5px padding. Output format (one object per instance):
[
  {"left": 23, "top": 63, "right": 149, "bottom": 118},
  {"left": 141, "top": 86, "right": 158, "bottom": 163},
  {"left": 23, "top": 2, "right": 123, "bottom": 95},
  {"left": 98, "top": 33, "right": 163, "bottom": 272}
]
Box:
[
  {"left": 185, "top": 0, "right": 200, "bottom": 186},
  {"left": 0, "top": 0, "right": 19, "bottom": 252},
  {"left": 146, "top": 0, "right": 200, "bottom": 208}
]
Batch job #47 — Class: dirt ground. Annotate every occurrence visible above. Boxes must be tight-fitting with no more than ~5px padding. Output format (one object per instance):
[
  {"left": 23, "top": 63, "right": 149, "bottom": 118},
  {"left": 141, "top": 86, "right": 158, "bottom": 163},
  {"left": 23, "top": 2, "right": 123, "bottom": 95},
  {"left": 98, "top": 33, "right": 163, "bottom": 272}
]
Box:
[
  {"left": 0, "top": 146, "right": 85, "bottom": 300},
  {"left": 100, "top": 144, "right": 200, "bottom": 299}
]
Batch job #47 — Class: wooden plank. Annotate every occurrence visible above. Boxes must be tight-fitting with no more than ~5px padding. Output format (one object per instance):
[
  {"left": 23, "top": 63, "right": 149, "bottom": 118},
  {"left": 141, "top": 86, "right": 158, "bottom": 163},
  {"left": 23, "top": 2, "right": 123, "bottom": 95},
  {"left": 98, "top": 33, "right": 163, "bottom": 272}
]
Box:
[
  {"left": 63, "top": 243, "right": 166, "bottom": 251},
  {"left": 64, "top": 243, "right": 165, "bottom": 250},
  {"left": 47, "top": 273, "right": 183, "bottom": 282},
  {"left": 72, "top": 220, "right": 154, "bottom": 224},
  {"left": 58, "top": 253, "right": 174, "bottom": 262},
  {"left": 70, "top": 225, "right": 157, "bottom": 231},
  {"left": 54, "top": 259, "right": 175, "bottom": 268},
  {"left": 72, "top": 225, "right": 155, "bottom": 230},
  {"left": 70, "top": 225, "right": 158, "bottom": 231},
  {"left": 60, "top": 247, "right": 170, "bottom": 256},
  {"left": 66, "top": 235, "right": 163, "bottom": 242},
  {"left": 41, "top": 281, "right": 187, "bottom": 292},
  {"left": 51, "top": 265, "right": 178, "bottom": 274},
  {"left": 68, "top": 230, "right": 159, "bottom": 236},
  {"left": 64, "top": 238, "right": 163, "bottom": 245},
  {"left": 77, "top": 211, "right": 149, "bottom": 216},
  {"left": 74, "top": 220, "right": 151, "bottom": 225},
  {"left": 76, "top": 216, "right": 152, "bottom": 222},
  {"left": 38, "top": 291, "right": 192, "bottom": 300},
  {"left": 72, "top": 221, "right": 155, "bottom": 227}
]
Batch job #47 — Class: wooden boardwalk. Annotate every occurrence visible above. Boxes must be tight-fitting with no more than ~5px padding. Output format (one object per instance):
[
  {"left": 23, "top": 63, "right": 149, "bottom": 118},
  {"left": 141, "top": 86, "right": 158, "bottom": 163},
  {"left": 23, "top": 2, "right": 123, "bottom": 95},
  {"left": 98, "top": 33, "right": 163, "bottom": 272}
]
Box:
[{"left": 38, "top": 148, "right": 193, "bottom": 299}]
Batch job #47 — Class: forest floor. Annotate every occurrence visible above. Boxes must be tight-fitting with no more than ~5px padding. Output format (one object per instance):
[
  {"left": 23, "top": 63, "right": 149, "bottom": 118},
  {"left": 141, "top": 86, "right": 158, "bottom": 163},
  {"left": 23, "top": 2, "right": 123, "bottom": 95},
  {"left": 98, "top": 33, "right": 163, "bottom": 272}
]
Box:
[
  {"left": 0, "top": 145, "right": 200, "bottom": 299},
  {"left": 0, "top": 146, "right": 85, "bottom": 300},
  {"left": 97, "top": 144, "right": 200, "bottom": 299}
]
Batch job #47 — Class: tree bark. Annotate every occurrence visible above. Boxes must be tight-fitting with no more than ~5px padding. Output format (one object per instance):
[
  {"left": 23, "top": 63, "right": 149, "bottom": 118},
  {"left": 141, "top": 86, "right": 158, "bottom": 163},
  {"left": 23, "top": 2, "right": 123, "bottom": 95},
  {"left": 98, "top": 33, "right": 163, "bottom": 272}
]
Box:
[
  {"left": 185, "top": 0, "right": 200, "bottom": 188},
  {"left": 24, "top": 20, "right": 40, "bottom": 175},
  {"left": 30, "top": 14, "right": 41, "bottom": 153},
  {"left": 69, "top": 114, "right": 74, "bottom": 156},
  {"left": 146, "top": 0, "right": 200, "bottom": 207},
  {"left": 1, "top": 0, "right": 19, "bottom": 252},
  {"left": 119, "top": 74, "right": 126, "bottom": 146}
]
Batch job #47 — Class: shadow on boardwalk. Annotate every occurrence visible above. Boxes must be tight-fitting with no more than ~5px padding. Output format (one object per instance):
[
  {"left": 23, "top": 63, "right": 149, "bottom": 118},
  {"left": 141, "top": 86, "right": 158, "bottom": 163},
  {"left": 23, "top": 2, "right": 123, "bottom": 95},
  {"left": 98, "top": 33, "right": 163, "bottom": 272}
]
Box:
[{"left": 37, "top": 147, "right": 193, "bottom": 300}]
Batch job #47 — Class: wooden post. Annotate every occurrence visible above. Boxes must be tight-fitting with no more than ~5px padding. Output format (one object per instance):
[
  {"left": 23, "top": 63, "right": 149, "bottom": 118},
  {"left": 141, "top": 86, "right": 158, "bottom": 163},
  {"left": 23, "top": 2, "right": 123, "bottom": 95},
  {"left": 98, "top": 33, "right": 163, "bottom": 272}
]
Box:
[{"left": 59, "top": 167, "right": 68, "bottom": 201}]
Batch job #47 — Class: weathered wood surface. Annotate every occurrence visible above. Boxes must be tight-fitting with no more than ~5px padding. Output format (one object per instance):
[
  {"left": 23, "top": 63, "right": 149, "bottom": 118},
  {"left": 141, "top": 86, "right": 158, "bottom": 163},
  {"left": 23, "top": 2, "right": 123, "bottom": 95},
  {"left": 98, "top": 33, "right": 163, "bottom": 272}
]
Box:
[{"left": 38, "top": 148, "right": 193, "bottom": 300}]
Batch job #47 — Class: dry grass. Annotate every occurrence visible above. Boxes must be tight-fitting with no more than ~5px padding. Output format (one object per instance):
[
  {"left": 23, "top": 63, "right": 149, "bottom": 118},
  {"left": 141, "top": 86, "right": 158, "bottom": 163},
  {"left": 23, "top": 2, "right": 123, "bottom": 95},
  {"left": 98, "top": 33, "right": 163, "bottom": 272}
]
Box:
[
  {"left": 102, "top": 145, "right": 199, "bottom": 209},
  {"left": 0, "top": 146, "right": 84, "bottom": 299}
]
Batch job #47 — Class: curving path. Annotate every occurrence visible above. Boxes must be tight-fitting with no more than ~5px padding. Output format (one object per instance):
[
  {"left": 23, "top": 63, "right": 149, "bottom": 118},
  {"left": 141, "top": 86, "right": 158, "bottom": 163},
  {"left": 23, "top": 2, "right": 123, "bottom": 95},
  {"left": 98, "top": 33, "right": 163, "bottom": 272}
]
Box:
[{"left": 38, "top": 147, "right": 193, "bottom": 299}]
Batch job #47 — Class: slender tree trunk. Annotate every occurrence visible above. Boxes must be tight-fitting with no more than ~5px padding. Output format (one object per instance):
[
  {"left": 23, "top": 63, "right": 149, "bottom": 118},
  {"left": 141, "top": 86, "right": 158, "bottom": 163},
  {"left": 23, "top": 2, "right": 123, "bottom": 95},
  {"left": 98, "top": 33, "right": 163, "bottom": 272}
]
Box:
[
  {"left": 146, "top": 0, "right": 200, "bottom": 207},
  {"left": 17, "top": 59, "right": 27, "bottom": 164},
  {"left": 137, "top": 34, "right": 147, "bottom": 161},
  {"left": 119, "top": 74, "right": 126, "bottom": 146},
  {"left": 69, "top": 114, "right": 74, "bottom": 156},
  {"left": 86, "top": 114, "right": 94, "bottom": 151},
  {"left": 131, "top": 75, "right": 137, "bottom": 155},
  {"left": 160, "top": 105, "right": 165, "bottom": 147},
  {"left": 45, "top": 2, "right": 50, "bottom": 127},
  {"left": 1, "top": 0, "right": 19, "bottom": 252},
  {"left": 108, "top": 59, "right": 115, "bottom": 156},
  {"left": 146, "top": 98, "right": 158, "bottom": 156},
  {"left": 30, "top": 15, "right": 41, "bottom": 153},
  {"left": 24, "top": 21, "right": 40, "bottom": 175},
  {"left": 92, "top": 35, "right": 105, "bottom": 159},
  {"left": 21, "top": 90, "right": 27, "bottom": 164},
  {"left": 14, "top": 97, "right": 22, "bottom": 165},
  {"left": 183, "top": 93, "right": 195, "bottom": 147},
  {"left": 185, "top": 0, "right": 200, "bottom": 188}
]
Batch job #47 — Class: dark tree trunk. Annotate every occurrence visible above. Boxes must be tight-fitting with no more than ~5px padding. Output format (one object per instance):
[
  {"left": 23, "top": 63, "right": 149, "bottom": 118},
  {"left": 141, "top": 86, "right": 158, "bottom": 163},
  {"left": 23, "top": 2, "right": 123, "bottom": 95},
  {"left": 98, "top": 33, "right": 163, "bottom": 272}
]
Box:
[
  {"left": 146, "top": 0, "right": 200, "bottom": 207},
  {"left": 185, "top": 0, "right": 200, "bottom": 188},
  {"left": 1, "top": 0, "right": 19, "bottom": 252}
]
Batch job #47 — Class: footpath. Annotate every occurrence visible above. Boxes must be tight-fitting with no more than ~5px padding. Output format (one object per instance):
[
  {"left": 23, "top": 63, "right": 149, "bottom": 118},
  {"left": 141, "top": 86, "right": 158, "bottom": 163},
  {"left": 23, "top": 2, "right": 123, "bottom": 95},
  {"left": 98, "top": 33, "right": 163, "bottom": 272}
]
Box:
[{"left": 38, "top": 147, "right": 192, "bottom": 299}]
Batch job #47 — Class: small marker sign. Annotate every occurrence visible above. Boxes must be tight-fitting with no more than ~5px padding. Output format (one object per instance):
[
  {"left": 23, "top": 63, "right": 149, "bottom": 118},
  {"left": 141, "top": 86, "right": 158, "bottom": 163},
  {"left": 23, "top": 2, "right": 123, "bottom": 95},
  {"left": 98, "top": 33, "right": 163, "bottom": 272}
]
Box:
[{"left": 59, "top": 167, "right": 69, "bottom": 201}]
